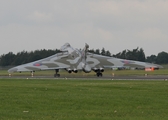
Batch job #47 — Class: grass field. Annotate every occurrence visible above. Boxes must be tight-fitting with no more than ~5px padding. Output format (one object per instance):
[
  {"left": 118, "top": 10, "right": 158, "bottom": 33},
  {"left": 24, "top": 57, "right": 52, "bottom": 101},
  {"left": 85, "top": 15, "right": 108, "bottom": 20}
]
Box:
[{"left": 0, "top": 79, "right": 168, "bottom": 120}]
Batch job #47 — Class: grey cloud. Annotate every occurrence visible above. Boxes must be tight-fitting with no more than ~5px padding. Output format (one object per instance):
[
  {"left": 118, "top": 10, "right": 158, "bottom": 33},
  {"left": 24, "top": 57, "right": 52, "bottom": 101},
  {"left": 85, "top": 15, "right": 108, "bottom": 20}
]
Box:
[{"left": 0, "top": 0, "right": 168, "bottom": 56}]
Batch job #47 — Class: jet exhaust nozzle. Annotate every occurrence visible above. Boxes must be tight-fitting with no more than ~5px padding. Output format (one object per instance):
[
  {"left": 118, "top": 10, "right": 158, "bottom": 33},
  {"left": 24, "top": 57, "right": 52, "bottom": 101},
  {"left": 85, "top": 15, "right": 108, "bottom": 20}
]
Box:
[
  {"left": 92, "top": 68, "right": 104, "bottom": 73},
  {"left": 72, "top": 69, "right": 78, "bottom": 73},
  {"left": 100, "top": 68, "right": 104, "bottom": 72},
  {"left": 66, "top": 68, "right": 78, "bottom": 73}
]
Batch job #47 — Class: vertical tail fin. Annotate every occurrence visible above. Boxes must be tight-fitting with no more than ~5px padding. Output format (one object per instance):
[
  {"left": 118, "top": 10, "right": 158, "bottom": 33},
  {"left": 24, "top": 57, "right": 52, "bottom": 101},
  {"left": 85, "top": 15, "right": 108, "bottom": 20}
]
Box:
[
  {"left": 81, "top": 43, "right": 91, "bottom": 73},
  {"left": 82, "top": 43, "right": 89, "bottom": 60}
]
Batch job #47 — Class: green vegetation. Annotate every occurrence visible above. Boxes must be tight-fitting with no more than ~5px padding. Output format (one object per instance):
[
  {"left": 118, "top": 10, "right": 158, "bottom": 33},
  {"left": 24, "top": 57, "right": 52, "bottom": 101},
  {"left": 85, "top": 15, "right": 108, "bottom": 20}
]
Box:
[
  {"left": 0, "top": 79, "right": 168, "bottom": 120},
  {"left": 113, "top": 47, "right": 146, "bottom": 62},
  {"left": 0, "top": 47, "right": 168, "bottom": 67}
]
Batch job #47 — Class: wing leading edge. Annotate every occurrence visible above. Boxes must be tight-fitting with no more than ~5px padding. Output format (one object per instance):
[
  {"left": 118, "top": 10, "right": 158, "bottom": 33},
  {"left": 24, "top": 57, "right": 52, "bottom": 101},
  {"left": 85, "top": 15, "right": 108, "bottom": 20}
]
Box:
[
  {"left": 8, "top": 43, "right": 163, "bottom": 77},
  {"left": 85, "top": 53, "right": 162, "bottom": 77}
]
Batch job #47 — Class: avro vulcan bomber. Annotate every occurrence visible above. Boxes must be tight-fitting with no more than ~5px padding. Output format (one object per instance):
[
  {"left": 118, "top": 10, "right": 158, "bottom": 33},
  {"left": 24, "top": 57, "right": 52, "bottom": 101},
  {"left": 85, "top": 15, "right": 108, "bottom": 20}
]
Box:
[{"left": 8, "top": 43, "right": 162, "bottom": 77}]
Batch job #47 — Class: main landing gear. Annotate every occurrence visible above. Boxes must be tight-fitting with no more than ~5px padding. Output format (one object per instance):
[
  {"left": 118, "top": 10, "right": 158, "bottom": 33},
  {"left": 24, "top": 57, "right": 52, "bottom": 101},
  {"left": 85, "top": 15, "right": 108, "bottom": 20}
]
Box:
[
  {"left": 54, "top": 69, "right": 60, "bottom": 77},
  {"left": 96, "top": 72, "right": 103, "bottom": 77}
]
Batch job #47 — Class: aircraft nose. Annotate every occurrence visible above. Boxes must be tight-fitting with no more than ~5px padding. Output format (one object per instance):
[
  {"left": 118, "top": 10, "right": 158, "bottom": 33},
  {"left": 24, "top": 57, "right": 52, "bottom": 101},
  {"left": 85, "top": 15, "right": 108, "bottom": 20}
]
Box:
[{"left": 8, "top": 67, "right": 18, "bottom": 73}]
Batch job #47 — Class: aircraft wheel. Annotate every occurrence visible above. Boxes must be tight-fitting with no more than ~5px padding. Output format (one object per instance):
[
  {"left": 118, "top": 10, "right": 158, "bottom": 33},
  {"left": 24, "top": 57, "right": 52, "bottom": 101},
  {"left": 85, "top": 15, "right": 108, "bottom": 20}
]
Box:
[
  {"left": 96, "top": 73, "right": 99, "bottom": 77},
  {"left": 97, "top": 73, "right": 103, "bottom": 77},
  {"left": 54, "top": 74, "right": 60, "bottom": 77}
]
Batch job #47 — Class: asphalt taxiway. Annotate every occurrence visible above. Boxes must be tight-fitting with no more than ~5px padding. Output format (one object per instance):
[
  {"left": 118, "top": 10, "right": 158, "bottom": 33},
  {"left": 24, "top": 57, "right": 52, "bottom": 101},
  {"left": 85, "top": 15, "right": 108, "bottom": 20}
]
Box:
[{"left": 1, "top": 75, "right": 168, "bottom": 80}]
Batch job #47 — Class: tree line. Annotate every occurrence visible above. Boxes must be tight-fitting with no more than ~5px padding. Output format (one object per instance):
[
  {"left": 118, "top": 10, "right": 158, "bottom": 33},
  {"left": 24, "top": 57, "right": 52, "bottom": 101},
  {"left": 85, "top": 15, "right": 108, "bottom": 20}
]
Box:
[
  {"left": 0, "top": 47, "right": 168, "bottom": 67},
  {"left": 111, "top": 48, "right": 168, "bottom": 64},
  {"left": 0, "top": 49, "right": 60, "bottom": 66}
]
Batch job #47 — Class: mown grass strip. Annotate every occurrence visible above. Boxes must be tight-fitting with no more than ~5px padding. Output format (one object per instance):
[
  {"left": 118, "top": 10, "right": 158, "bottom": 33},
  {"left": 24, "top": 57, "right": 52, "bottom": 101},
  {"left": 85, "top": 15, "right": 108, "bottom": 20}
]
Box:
[{"left": 0, "top": 79, "right": 168, "bottom": 120}]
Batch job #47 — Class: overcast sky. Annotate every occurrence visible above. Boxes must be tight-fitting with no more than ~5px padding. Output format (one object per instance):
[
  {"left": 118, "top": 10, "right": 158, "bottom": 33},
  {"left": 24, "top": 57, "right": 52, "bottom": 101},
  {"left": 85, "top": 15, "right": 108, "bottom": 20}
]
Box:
[{"left": 0, "top": 0, "right": 168, "bottom": 56}]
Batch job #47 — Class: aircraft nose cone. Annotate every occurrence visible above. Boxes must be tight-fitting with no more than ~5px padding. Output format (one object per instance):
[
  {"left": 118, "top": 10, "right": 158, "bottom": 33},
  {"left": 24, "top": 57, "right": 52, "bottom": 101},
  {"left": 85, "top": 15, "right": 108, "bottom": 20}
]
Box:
[{"left": 8, "top": 67, "right": 18, "bottom": 73}]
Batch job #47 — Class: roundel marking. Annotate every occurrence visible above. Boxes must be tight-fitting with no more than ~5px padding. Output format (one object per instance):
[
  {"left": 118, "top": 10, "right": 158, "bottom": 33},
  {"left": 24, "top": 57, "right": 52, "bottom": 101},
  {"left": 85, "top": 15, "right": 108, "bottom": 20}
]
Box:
[{"left": 33, "top": 63, "right": 42, "bottom": 66}]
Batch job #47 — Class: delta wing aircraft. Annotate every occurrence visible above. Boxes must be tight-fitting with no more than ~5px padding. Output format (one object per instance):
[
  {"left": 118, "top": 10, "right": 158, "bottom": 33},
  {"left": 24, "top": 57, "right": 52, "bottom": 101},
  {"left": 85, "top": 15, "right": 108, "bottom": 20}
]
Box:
[{"left": 8, "top": 43, "right": 162, "bottom": 77}]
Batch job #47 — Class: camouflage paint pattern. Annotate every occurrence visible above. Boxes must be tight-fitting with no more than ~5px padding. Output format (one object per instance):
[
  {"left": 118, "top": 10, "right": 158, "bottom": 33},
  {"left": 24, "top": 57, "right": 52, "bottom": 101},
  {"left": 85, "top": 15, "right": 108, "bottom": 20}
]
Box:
[{"left": 8, "top": 43, "right": 163, "bottom": 73}]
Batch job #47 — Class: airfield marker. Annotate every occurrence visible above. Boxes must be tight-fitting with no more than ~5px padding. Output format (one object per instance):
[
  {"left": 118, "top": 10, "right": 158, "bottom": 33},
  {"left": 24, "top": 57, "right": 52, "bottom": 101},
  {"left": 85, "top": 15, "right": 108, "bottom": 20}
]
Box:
[
  {"left": 112, "top": 73, "right": 115, "bottom": 77},
  {"left": 31, "top": 72, "right": 34, "bottom": 77},
  {"left": 145, "top": 73, "right": 148, "bottom": 77}
]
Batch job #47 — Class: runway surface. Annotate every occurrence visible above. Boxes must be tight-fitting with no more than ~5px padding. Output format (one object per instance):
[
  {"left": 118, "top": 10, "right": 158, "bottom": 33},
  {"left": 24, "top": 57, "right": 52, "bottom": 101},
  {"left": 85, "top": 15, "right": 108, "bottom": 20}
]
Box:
[{"left": 1, "top": 75, "right": 168, "bottom": 80}]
